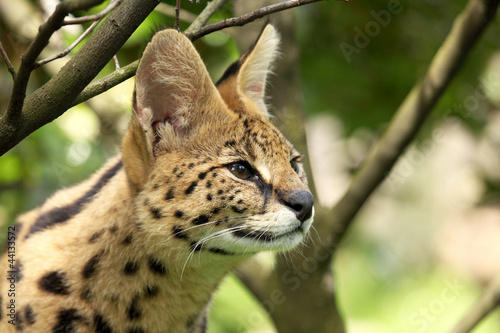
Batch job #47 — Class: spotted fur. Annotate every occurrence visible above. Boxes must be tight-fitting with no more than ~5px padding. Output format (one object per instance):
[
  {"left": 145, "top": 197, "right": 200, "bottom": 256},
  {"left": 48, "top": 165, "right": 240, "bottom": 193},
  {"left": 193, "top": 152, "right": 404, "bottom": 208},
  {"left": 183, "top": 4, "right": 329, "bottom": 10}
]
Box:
[{"left": 0, "top": 25, "right": 314, "bottom": 332}]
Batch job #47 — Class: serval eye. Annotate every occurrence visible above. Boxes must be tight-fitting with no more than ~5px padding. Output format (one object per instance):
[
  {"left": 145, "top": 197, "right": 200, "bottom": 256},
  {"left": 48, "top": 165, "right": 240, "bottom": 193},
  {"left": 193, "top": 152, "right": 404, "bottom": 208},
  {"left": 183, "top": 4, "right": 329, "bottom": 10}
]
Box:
[
  {"left": 290, "top": 159, "right": 299, "bottom": 174},
  {"left": 228, "top": 162, "right": 252, "bottom": 180}
]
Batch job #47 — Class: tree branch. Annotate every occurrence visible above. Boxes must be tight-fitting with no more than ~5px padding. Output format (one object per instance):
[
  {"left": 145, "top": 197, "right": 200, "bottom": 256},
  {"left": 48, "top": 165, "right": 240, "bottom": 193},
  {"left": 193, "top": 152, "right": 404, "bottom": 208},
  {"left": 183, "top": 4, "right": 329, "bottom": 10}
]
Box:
[
  {"left": 63, "top": 0, "right": 121, "bottom": 25},
  {"left": 6, "top": 0, "right": 106, "bottom": 117},
  {"left": 73, "top": 0, "right": 228, "bottom": 106},
  {"left": 326, "top": 0, "right": 500, "bottom": 252},
  {"left": 72, "top": 60, "right": 138, "bottom": 106},
  {"left": 71, "top": 0, "right": 328, "bottom": 108},
  {"left": 188, "top": 0, "right": 327, "bottom": 40},
  {"left": 450, "top": 274, "right": 500, "bottom": 333},
  {"left": 0, "top": 0, "right": 160, "bottom": 156},
  {"left": 0, "top": 42, "right": 16, "bottom": 78},
  {"left": 183, "top": 0, "right": 229, "bottom": 36}
]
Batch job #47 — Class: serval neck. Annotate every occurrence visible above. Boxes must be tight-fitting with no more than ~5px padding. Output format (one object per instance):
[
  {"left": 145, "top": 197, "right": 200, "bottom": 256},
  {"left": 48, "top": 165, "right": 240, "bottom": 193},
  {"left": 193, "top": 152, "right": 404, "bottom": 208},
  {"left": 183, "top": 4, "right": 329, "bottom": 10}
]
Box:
[{"left": 79, "top": 157, "right": 244, "bottom": 329}]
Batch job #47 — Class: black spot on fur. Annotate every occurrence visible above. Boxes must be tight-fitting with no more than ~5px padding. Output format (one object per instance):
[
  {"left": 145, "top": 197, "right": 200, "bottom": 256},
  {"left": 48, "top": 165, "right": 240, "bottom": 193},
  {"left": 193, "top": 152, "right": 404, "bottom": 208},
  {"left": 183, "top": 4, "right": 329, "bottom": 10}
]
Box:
[
  {"left": 82, "top": 253, "right": 102, "bottom": 279},
  {"left": 14, "top": 260, "right": 23, "bottom": 282},
  {"left": 53, "top": 308, "right": 81, "bottom": 333},
  {"left": 217, "top": 190, "right": 223, "bottom": 195},
  {"left": 38, "top": 271, "right": 70, "bottom": 295},
  {"left": 80, "top": 287, "right": 92, "bottom": 301},
  {"left": 172, "top": 225, "right": 188, "bottom": 240},
  {"left": 123, "top": 261, "right": 140, "bottom": 275},
  {"left": 224, "top": 140, "right": 236, "bottom": 147},
  {"left": 26, "top": 160, "right": 123, "bottom": 238},
  {"left": 237, "top": 199, "right": 244, "bottom": 204},
  {"left": 206, "top": 193, "right": 212, "bottom": 201},
  {"left": 231, "top": 206, "right": 247, "bottom": 214},
  {"left": 209, "top": 247, "right": 233, "bottom": 255},
  {"left": 122, "top": 234, "right": 133, "bottom": 245},
  {"left": 127, "top": 297, "right": 141, "bottom": 320},
  {"left": 198, "top": 172, "right": 207, "bottom": 180},
  {"left": 165, "top": 188, "right": 175, "bottom": 200},
  {"left": 15, "top": 310, "right": 24, "bottom": 331},
  {"left": 211, "top": 207, "right": 221, "bottom": 215},
  {"left": 174, "top": 210, "right": 184, "bottom": 218},
  {"left": 144, "top": 285, "right": 160, "bottom": 297},
  {"left": 89, "top": 229, "right": 105, "bottom": 243},
  {"left": 206, "top": 181, "right": 212, "bottom": 188},
  {"left": 188, "top": 163, "right": 195, "bottom": 169},
  {"left": 185, "top": 181, "right": 198, "bottom": 195},
  {"left": 109, "top": 224, "right": 118, "bottom": 233},
  {"left": 94, "top": 313, "right": 112, "bottom": 333},
  {"left": 190, "top": 242, "right": 202, "bottom": 252},
  {"left": 228, "top": 196, "right": 234, "bottom": 201},
  {"left": 148, "top": 257, "right": 167, "bottom": 275},
  {"left": 150, "top": 207, "right": 162, "bottom": 219},
  {"left": 25, "top": 305, "right": 35, "bottom": 325},
  {"left": 192, "top": 215, "right": 209, "bottom": 225}
]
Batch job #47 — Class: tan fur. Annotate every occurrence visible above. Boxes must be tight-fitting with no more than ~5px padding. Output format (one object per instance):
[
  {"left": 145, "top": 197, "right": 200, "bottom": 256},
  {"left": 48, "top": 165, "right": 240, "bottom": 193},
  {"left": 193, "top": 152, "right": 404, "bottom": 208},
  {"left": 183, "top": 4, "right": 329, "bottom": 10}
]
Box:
[{"left": 0, "top": 25, "right": 313, "bottom": 333}]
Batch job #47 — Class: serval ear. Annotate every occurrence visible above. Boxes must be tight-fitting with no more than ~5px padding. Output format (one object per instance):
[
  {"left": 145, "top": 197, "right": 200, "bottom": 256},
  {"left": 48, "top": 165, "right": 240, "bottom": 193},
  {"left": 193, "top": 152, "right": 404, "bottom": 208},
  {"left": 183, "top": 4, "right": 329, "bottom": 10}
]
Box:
[
  {"left": 216, "top": 24, "right": 280, "bottom": 117},
  {"left": 122, "top": 29, "right": 225, "bottom": 193}
]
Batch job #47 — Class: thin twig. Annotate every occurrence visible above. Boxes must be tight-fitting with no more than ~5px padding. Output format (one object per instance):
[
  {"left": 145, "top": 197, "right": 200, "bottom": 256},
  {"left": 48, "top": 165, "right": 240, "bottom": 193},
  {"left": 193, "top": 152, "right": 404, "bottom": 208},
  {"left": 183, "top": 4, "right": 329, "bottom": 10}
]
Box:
[
  {"left": 37, "top": 19, "right": 101, "bottom": 66},
  {"left": 72, "top": 60, "right": 138, "bottom": 106},
  {"left": 63, "top": 0, "right": 121, "bottom": 25},
  {"left": 184, "top": 0, "right": 229, "bottom": 36},
  {"left": 326, "top": 0, "right": 500, "bottom": 252},
  {"left": 5, "top": 0, "right": 106, "bottom": 117},
  {"left": 75, "top": 0, "right": 229, "bottom": 105},
  {"left": 155, "top": 3, "right": 198, "bottom": 23},
  {"left": 450, "top": 274, "right": 500, "bottom": 333},
  {"left": 175, "top": 0, "right": 181, "bottom": 30},
  {"left": 113, "top": 55, "right": 120, "bottom": 69},
  {"left": 6, "top": 3, "right": 69, "bottom": 116},
  {"left": 187, "top": 0, "right": 327, "bottom": 40},
  {"left": 0, "top": 42, "right": 16, "bottom": 78}
]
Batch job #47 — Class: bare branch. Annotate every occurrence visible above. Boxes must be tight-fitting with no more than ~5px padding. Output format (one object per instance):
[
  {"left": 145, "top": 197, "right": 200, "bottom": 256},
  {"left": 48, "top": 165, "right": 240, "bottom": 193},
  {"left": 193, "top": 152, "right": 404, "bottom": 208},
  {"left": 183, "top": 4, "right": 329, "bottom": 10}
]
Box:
[
  {"left": 63, "top": 0, "right": 121, "bottom": 25},
  {"left": 72, "top": 59, "right": 138, "bottom": 106},
  {"left": 450, "top": 274, "right": 500, "bottom": 333},
  {"left": 37, "top": 19, "right": 100, "bottom": 66},
  {"left": 72, "top": 0, "right": 319, "bottom": 106},
  {"left": 74, "top": 0, "right": 229, "bottom": 105},
  {"left": 5, "top": 0, "right": 106, "bottom": 117},
  {"left": 0, "top": 42, "right": 16, "bottom": 78},
  {"left": 184, "top": 0, "right": 230, "bottom": 36},
  {"left": 175, "top": 0, "right": 181, "bottom": 30},
  {"left": 155, "top": 3, "right": 198, "bottom": 23},
  {"left": 326, "top": 0, "right": 500, "bottom": 252},
  {"left": 6, "top": 3, "right": 71, "bottom": 117},
  {"left": 187, "top": 0, "right": 328, "bottom": 40},
  {"left": 113, "top": 55, "right": 120, "bottom": 69},
  {"left": 0, "top": 0, "right": 160, "bottom": 156}
]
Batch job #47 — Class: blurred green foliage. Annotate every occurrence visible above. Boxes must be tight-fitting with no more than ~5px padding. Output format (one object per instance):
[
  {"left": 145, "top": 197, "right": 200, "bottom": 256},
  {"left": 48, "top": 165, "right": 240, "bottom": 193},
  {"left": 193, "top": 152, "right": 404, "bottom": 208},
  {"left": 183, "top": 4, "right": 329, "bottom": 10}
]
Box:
[{"left": 1, "top": 1, "right": 500, "bottom": 332}]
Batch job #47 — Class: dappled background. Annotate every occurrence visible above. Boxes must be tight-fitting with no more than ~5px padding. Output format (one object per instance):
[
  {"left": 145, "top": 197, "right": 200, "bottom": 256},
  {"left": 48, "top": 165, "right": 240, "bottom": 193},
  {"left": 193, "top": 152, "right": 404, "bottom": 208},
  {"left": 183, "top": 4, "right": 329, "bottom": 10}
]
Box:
[{"left": 1, "top": 0, "right": 500, "bottom": 332}]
